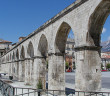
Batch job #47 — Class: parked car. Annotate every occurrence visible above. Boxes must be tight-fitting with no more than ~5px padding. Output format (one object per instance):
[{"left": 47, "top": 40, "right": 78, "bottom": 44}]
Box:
[{"left": 102, "top": 70, "right": 107, "bottom": 72}]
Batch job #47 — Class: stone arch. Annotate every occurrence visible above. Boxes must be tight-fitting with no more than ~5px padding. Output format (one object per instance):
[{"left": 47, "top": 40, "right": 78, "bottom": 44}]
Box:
[
  {"left": 12, "top": 52, "right": 15, "bottom": 61},
  {"left": 3, "top": 57, "right": 4, "bottom": 62},
  {"left": 55, "top": 22, "right": 72, "bottom": 53},
  {"left": 2, "top": 57, "right": 4, "bottom": 63},
  {"left": 10, "top": 53, "right": 11, "bottom": 61},
  {"left": 16, "top": 49, "right": 19, "bottom": 60},
  {"left": 36, "top": 34, "right": 48, "bottom": 89},
  {"left": 77, "top": 0, "right": 110, "bottom": 92},
  {"left": 9, "top": 53, "right": 12, "bottom": 76},
  {"left": 37, "top": 34, "right": 48, "bottom": 57},
  {"left": 15, "top": 49, "right": 19, "bottom": 79},
  {"left": 8, "top": 55, "right": 9, "bottom": 61},
  {"left": 26, "top": 41, "right": 34, "bottom": 84},
  {"left": 20, "top": 46, "right": 25, "bottom": 81},
  {"left": 87, "top": 0, "right": 110, "bottom": 46},
  {"left": 20, "top": 46, "right": 25, "bottom": 59},
  {"left": 12, "top": 52, "right": 16, "bottom": 77},
  {"left": 27, "top": 41, "right": 34, "bottom": 58},
  {"left": 48, "top": 22, "right": 74, "bottom": 93},
  {"left": 5, "top": 56, "right": 8, "bottom": 62}
]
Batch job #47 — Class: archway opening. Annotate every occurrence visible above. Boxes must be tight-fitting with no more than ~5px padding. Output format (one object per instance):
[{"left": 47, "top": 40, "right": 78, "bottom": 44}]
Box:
[
  {"left": 65, "top": 29, "right": 75, "bottom": 93},
  {"left": 37, "top": 34, "right": 48, "bottom": 89},
  {"left": 50, "top": 22, "right": 76, "bottom": 94},
  {"left": 16, "top": 49, "right": 19, "bottom": 60},
  {"left": 16, "top": 49, "right": 19, "bottom": 80},
  {"left": 9, "top": 54, "right": 11, "bottom": 76},
  {"left": 21, "top": 46, "right": 25, "bottom": 59},
  {"left": 12, "top": 52, "right": 15, "bottom": 78},
  {"left": 101, "top": 15, "right": 110, "bottom": 70},
  {"left": 27, "top": 42, "right": 34, "bottom": 58},
  {"left": 101, "top": 15, "right": 110, "bottom": 90},
  {"left": 27, "top": 42, "right": 34, "bottom": 84},
  {"left": 20, "top": 46, "right": 25, "bottom": 81},
  {"left": 88, "top": 1, "right": 110, "bottom": 47},
  {"left": 88, "top": 0, "right": 110, "bottom": 91}
]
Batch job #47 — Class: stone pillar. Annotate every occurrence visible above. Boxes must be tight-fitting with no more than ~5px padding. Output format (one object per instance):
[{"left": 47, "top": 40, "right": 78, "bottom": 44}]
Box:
[
  {"left": 0, "top": 59, "right": 1, "bottom": 72},
  {"left": 25, "top": 59, "right": 33, "bottom": 85},
  {"left": 16, "top": 61, "right": 19, "bottom": 80},
  {"left": 33, "top": 58, "right": 38, "bottom": 88},
  {"left": 48, "top": 53, "right": 65, "bottom": 95},
  {"left": 18, "top": 60, "right": 25, "bottom": 81},
  {"left": 25, "top": 59, "right": 31, "bottom": 85},
  {"left": 18, "top": 61, "right": 22, "bottom": 81},
  {"left": 28, "top": 59, "right": 32, "bottom": 85},
  {"left": 9, "top": 62, "right": 11, "bottom": 76},
  {"left": 22, "top": 60, "right": 25, "bottom": 81},
  {"left": 75, "top": 46, "right": 101, "bottom": 96},
  {"left": 12, "top": 61, "right": 15, "bottom": 78},
  {"left": 33, "top": 56, "right": 46, "bottom": 89},
  {"left": 30, "top": 59, "right": 34, "bottom": 85},
  {"left": 10, "top": 62, "right": 13, "bottom": 76},
  {"left": 13, "top": 61, "right": 17, "bottom": 80},
  {"left": 15, "top": 61, "right": 18, "bottom": 80}
]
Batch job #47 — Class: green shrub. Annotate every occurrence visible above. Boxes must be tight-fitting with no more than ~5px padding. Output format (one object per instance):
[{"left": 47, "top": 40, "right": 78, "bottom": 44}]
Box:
[
  {"left": 37, "top": 79, "right": 43, "bottom": 89},
  {"left": 106, "top": 63, "right": 110, "bottom": 70},
  {"left": 65, "top": 61, "right": 69, "bottom": 69}
]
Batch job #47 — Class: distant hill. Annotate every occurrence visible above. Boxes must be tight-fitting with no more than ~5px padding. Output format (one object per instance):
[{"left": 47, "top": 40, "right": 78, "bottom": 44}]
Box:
[{"left": 101, "top": 40, "right": 110, "bottom": 52}]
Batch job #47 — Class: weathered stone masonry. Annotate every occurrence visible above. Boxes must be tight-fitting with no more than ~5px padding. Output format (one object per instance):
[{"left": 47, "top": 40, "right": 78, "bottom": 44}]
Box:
[{"left": 0, "top": 0, "right": 110, "bottom": 95}]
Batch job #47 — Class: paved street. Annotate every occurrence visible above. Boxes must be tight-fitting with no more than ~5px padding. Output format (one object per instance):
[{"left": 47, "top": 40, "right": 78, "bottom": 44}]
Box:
[
  {"left": 65, "top": 71, "right": 110, "bottom": 89},
  {"left": 0, "top": 92, "right": 2, "bottom": 96},
  {"left": 0, "top": 72, "right": 110, "bottom": 96}
]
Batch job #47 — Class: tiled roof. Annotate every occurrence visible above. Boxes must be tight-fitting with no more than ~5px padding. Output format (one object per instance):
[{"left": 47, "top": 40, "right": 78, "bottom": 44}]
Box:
[
  {"left": 0, "top": 40, "right": 12, "bottom": 43},
  {"left": 104, "top": 52, "right": 110, "bottom": 54},
  {"left": 102, "top": 55, "right": 110, "bottom": 59}
]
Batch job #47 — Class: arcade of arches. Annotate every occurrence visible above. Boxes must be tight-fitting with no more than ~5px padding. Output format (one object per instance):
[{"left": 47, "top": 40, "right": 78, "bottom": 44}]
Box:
[{"left": 0, "top": 0, "right": 110, "bottom": 95}]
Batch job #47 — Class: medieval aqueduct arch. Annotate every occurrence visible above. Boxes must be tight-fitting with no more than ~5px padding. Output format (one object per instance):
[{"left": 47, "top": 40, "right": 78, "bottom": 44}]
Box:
[{"left": 0, "top": 0, "right": 110, "bottom": 93}]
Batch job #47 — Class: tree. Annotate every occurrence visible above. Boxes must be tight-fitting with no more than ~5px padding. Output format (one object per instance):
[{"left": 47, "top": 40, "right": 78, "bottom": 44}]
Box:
[{"left": 106, "top": 63, "right": 110, "bottom": 70}]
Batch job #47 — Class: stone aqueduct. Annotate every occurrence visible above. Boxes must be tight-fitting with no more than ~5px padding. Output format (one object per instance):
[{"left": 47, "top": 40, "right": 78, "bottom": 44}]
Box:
[{"left": 0, "top": 0, "right": 110, "bottom": 92}]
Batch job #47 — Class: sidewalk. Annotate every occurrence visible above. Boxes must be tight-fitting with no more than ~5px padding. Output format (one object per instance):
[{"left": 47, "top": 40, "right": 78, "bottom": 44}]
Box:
[
  {"left": 0, "top": 73, "right": 110, "bottom": 96},
  {"left": 0, "top": 92, "right": 3, "bottom": 96},
  {"left": 66, "top": 82, "right": 110, "bottom": 92}
]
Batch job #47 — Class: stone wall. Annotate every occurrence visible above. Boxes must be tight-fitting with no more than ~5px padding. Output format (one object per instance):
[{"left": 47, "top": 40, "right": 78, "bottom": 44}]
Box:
[{"left": 0, "top": 0, "right": 109, "bottom": 95}]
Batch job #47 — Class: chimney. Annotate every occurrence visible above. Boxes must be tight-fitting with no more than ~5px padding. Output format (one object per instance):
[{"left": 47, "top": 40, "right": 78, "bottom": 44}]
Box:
[{"left": 19, "top": 37, "right": 26, "bottom": 42}]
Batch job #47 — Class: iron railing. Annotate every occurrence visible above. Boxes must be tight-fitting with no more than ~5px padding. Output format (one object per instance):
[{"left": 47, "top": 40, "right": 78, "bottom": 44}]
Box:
[
  {"left": 0, "top": 79, "right": 110, "bottom": 96},
  {"left": 0, "top": 79, "right": 15, "bottom": 96}
]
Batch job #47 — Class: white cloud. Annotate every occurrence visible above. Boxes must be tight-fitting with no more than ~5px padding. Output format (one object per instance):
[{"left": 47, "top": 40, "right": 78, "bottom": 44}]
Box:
[
  {"left": 108, "top": 36, "right": 110, "bottom": 40},
  {"left": 68, "top": 33, "right": 74, "bottom": 39},
  {"left": 102, "top": 28, "right": 106, "bottom": 33}
]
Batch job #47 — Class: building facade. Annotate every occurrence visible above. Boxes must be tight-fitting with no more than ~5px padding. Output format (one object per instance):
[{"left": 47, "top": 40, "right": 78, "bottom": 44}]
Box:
[
  {"left": 0, "top": 39, "right": 12, "bottom": 57},
  {"left": 65, "top": 38, "right": 75, "bottom": 71},
  {"left": 101, "top": 52, "right": 110, "bottom": 70}
]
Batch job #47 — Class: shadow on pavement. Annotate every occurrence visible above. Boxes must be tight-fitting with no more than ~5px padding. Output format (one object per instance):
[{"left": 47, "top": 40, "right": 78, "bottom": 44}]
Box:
[{"left": 46, "top": 83, "right": 75, "bottom": 95}]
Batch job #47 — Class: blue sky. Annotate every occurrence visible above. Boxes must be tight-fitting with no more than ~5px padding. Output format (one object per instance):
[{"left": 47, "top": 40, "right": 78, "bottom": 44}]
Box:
[
  {"left": 0, "top": 0, "right": 109, "bottom": 43},
  {"left": 101, "top": 15, "right": 110, "bottom": 42}
]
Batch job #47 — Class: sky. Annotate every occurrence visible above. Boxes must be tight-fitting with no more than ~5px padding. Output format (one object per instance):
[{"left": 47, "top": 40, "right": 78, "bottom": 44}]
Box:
[
  {"left": 0, "top": 0, "right": 110, "bottom": 43},
  {"left": 101, "top": 15, "right": 110, "bottom": 42}
]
